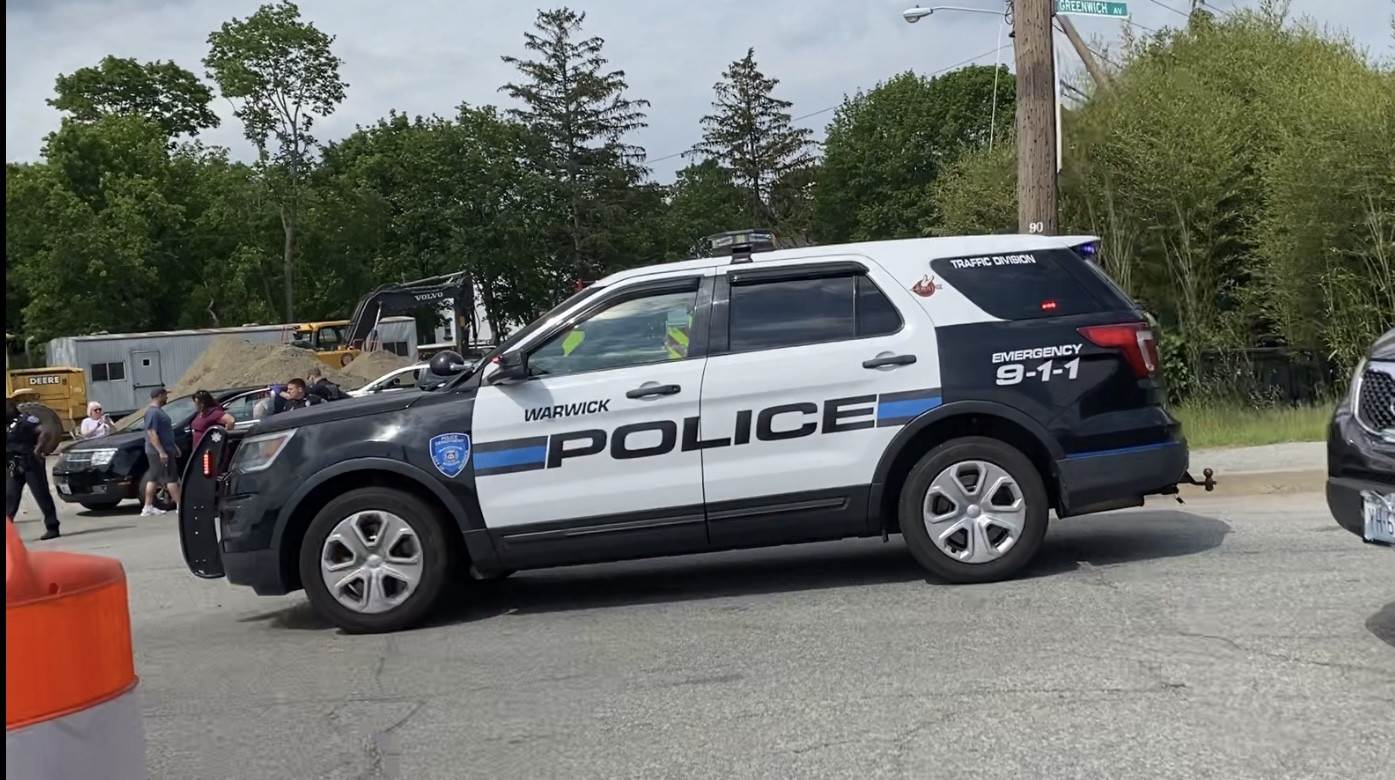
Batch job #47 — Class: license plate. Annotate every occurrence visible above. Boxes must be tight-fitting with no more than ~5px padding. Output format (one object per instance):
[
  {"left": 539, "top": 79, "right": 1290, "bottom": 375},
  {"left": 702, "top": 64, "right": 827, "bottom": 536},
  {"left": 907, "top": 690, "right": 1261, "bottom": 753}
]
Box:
[
  {"left": 1361, "top": 491, "right": 1395, "bottom": 546},
  {"left": 56, "top": 483, "right": 71, "bottom": 496}
]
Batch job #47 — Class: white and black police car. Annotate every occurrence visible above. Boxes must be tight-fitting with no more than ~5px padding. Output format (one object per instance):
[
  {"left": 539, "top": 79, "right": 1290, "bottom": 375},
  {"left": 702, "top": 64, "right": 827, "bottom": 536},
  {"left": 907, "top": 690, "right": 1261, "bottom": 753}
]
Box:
[{"left": 180, "top": 234, "right": 1213, "bottom": 633}]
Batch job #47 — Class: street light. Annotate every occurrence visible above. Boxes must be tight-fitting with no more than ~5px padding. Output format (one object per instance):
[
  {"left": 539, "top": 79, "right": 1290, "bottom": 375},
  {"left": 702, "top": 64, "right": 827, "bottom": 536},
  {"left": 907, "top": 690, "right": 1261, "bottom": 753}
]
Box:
[{"left": 902, "top": 5, "right": 1005, "bottom": 24}]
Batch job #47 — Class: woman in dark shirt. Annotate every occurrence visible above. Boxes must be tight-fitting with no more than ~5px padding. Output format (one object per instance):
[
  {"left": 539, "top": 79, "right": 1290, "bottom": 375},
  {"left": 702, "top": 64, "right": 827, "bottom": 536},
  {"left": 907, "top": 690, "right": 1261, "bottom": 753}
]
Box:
[{"left": 191, "top": 390, "right": 235, "bottom": 448}]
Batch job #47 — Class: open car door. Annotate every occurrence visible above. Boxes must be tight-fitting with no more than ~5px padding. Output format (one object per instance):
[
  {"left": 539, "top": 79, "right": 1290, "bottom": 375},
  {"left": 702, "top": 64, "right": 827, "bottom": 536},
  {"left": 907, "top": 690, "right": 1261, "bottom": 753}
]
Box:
[{"left": 178, "top": 425, "right": 229, "bottom": 578}]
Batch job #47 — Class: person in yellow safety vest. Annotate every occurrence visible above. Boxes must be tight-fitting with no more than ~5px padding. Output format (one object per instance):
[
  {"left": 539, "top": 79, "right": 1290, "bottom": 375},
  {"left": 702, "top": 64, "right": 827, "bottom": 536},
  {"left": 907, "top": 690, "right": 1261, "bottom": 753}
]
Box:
[
  {"left": 558, "top": 309, "right": 691, "bottom": 361},
  {"left": 562, "top": 329, "right": 585, "bottom": 357},
  {"left": 665, "top": 316, "right": 690, "bottom": 360}
]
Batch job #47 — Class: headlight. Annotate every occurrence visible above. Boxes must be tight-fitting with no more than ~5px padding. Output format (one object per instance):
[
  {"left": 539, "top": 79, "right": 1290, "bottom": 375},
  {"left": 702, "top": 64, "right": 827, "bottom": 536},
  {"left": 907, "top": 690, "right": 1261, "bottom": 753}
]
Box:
[
  {"left": 231, "top": 429, "right": 297, "bottom": 473},
  {"left": 89, "top": 448, "right": 118, "bottom": 466}
]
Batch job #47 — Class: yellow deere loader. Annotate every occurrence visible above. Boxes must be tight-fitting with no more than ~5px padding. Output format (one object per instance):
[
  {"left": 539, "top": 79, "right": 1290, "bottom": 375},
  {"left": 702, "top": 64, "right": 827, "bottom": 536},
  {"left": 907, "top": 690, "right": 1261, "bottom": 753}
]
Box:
[{"left": 6, "top": 333, "right": 86, "bottom": 450}]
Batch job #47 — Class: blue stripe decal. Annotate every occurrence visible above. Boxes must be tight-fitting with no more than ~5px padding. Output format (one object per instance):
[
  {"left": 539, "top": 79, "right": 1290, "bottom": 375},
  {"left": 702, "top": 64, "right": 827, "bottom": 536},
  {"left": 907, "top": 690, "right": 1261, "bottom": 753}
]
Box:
[
  {"left": 1063, "top": 441, "right": 1179, "bottom": 461},
  {"left": 474, "top": 445, "right": 548, "bottom": 470},
  {"left": 878, "top": 396, "right": 942, "bottom": 421}
]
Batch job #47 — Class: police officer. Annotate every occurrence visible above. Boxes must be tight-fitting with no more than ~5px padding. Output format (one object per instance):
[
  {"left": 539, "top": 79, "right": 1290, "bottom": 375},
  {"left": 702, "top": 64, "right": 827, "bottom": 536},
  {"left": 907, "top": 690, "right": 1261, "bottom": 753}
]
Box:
[{"left": 6, "top": 395, "right": 60, "bottom": 539}]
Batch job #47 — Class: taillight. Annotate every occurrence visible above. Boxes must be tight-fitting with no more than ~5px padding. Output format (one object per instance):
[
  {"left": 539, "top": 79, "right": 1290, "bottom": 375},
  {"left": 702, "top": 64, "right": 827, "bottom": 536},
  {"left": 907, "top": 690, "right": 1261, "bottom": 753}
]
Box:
[
  {"left": 1078, "top": 322, "right": 1158, "bottom": 379},
  {"left": 202, "top": 451, "right": 214, "bottom": 477}
]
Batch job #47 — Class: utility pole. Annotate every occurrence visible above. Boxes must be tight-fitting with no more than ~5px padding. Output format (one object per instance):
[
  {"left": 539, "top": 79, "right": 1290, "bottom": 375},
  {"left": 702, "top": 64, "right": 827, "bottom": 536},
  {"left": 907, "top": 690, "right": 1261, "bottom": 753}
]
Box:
[{"left": 1011, "top": 0, "right": 1059, "bottom": 235}]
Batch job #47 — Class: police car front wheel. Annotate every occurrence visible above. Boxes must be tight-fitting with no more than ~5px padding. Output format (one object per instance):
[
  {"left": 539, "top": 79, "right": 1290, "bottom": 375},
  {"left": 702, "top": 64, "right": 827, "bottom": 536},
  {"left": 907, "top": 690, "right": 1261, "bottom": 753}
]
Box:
[
  {"left": 897, "top": 437, "right": 1049, "bottom": 584},
  {"left": 299, "top": 487, "right": 457, "bottom": 633}
]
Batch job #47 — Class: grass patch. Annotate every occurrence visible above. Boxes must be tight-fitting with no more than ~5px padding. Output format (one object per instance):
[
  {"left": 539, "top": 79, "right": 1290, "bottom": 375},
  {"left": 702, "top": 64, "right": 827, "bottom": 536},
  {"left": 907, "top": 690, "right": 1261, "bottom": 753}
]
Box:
[{"left": 1172, "top": 400, "right": 1332, "bottom": 449}]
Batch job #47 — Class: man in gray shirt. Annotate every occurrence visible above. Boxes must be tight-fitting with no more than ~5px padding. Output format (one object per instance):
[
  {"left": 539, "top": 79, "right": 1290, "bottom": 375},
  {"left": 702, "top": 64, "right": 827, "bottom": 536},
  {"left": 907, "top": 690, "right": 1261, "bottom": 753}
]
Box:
[{"left": 142, "top": 386, "right": 181, "bottom": 517}]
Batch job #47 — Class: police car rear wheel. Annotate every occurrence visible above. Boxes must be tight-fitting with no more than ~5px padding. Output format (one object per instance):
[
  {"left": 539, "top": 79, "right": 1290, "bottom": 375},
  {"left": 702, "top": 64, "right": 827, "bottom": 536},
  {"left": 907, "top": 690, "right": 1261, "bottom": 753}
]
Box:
[
  {"left": 299, "top": 487, "right": 456, "bottom": 634},
  {"left": 898, "top": 437, "right": 1048, "bottom": 584}
]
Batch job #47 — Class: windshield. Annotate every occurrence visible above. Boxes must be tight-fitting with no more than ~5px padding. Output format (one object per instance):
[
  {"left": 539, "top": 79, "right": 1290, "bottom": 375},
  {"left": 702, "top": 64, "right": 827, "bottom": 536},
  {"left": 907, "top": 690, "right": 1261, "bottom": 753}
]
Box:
[
  {"left": 113, "top": 395, "right": 198, "bottom": 431},
  {"left": 444, "top": 285, "right": 604, "bottom": 389}
]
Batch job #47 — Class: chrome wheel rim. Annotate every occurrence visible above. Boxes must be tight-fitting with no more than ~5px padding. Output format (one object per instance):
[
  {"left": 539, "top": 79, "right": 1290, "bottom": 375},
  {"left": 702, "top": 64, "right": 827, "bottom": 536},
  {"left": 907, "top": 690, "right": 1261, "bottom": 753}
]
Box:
[
  {"left": 320, "top": 511, "right": 423, "bottom": 614},
  {"left": 922, "top": 460, "right": 1027, "bottom": 564}
]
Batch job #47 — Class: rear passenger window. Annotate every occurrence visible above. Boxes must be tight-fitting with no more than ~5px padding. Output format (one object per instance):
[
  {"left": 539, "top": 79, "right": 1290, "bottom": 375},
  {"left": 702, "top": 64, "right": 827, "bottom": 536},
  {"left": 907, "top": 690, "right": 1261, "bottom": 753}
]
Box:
[
  {"left": 856, "top": 276, "right": 902, "bottom": 337},
  {"left": 930, "top": 250, "right": 1103, "bottom": 320},
  {"left": 727, "top": 273, "right": 902, "bottom": 353}
]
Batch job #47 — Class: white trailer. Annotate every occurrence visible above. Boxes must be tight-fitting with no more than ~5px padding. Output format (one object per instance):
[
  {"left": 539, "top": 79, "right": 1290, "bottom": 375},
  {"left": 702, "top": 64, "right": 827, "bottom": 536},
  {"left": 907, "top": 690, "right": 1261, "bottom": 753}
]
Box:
[{"left": 47, "top": 319, "right": 417, "bottom": 416}]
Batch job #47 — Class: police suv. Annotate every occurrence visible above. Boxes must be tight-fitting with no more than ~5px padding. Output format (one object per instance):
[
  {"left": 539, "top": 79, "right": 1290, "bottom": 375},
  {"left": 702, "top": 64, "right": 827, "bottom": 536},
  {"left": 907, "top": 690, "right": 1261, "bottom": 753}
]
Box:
[{"left": 180, "top": 234, "right": 1206, "bottom": 633}]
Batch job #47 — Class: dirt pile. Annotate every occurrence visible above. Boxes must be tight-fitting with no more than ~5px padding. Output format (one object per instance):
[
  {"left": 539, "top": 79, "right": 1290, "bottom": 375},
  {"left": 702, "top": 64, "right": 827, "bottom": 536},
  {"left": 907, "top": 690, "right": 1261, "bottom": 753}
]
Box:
[
  {"left": 169, "top": 336, "right": 359, "bottom": 396},
  {"left": 340, "top": 350, "right": 413, "bottom": 383}
]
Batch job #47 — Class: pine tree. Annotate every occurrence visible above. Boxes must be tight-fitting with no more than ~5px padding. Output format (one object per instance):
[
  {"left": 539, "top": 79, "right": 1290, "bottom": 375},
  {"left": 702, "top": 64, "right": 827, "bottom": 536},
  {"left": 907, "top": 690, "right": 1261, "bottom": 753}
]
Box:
[
  {"left": 500, "top": 7, "right": 650, "bottom": 284},
  {"left": 689, "top": 48, "right": 815, "bottom": 225}
]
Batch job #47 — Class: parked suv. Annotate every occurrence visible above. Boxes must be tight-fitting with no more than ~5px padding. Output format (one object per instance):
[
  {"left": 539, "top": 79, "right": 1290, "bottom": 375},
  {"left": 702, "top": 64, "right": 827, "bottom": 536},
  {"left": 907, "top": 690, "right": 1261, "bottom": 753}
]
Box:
[
  {"left": 180, "top": 234, "right": 1209, "bottom": 633},
  {"left": 1326, "top": 328, "right": 1395, "bottom": 547},
  {"left": 54, "top": 386, "right": 271, "bottom": 511}
]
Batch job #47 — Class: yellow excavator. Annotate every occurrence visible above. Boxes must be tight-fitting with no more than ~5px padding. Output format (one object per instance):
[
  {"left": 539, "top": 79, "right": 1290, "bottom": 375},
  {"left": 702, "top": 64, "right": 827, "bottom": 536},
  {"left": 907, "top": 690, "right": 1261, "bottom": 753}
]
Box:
[{"left": 6, "top": 333, "right": 87, "bottom": 444}]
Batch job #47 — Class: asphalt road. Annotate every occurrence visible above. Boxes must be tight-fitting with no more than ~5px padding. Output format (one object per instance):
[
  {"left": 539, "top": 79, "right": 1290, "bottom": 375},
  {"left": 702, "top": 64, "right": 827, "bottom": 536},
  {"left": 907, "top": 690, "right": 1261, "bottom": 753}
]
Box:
[{"left": 11, "top": 490, "right": 1394, "bottom": 780}]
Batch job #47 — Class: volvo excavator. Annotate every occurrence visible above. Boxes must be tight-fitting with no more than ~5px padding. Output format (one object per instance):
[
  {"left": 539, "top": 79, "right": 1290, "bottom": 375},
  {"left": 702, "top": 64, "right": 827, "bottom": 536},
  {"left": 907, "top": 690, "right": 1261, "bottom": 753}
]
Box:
[{"left": 304, "top": 272, "right": 479, "bottom": 367}]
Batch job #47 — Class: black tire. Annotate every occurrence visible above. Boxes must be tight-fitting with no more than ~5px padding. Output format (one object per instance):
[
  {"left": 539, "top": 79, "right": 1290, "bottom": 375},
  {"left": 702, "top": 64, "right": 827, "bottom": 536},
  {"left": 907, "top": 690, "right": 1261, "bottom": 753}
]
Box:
[
  {"left": 298, "top": 487, "right": 456, "bottom": 634},
  {"left": 80, "top": 500, "right": 122, "bottom": 512},
  {"left": 18, "top": 402, "right": 64, "bottom": 455},
  {"left": 898, "top": 436, "right": 1049, "bottom": 584}
]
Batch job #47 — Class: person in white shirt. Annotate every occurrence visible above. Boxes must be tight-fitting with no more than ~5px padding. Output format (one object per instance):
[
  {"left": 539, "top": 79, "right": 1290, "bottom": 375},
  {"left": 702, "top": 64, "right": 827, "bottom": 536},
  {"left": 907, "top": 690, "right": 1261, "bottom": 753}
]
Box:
[{"left": 78, "top": 401, "right": 114, "bottom": 439}]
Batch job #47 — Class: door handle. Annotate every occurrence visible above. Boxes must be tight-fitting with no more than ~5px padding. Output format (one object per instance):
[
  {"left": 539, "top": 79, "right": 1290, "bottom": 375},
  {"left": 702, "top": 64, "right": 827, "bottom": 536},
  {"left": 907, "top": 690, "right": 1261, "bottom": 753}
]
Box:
[
  {"left": 862, "top": 354, "right": 917, "bottom": 369},
  {"left": 626, "top": 383, "right": 681, "bottom": 399}
]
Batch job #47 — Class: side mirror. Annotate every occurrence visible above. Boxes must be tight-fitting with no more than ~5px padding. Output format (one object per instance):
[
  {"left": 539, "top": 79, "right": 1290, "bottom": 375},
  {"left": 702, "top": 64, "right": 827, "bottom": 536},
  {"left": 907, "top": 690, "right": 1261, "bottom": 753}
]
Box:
[{"left": 491, "top": 351, "right": 529, "bottom": 384}]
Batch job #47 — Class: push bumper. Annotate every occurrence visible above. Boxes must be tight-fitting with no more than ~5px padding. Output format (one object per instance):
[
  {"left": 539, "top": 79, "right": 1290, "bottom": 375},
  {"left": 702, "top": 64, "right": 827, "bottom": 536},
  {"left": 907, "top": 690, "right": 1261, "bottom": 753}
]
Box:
[{"left": 1055, "top": 440, "right": 1191, "bottom": 517}]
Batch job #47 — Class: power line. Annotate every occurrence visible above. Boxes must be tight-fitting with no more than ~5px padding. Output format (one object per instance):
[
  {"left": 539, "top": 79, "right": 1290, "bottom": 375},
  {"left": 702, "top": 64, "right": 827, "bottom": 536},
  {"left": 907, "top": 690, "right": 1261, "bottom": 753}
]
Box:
[
  {"left": 646, "top": 42, "right": 1015, "bottom": 165},
  {"left": 1146, "top": 0, "right": 1190, "bottom": 17}
]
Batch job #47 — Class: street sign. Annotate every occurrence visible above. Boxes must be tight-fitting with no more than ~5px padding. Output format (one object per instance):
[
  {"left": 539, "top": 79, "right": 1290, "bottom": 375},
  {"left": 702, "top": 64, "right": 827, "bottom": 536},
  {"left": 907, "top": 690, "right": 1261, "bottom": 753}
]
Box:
[{"left": 1055, "top": 0, "right": 1130, "bottom": 18}]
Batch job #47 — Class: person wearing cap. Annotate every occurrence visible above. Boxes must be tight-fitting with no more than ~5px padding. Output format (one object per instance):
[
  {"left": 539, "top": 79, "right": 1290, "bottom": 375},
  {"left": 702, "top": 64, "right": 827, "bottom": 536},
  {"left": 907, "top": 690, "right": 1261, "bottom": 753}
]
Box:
[
  {"left": 6, "top": 394, "right": 60, "bottom": 539},
  {"left": 140, "top": 386, "right": 180, "bottom": 517}
]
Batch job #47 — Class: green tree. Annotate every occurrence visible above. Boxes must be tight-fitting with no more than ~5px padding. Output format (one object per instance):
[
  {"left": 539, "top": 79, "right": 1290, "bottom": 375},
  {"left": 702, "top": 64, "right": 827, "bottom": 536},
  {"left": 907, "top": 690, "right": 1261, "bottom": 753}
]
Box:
[
  {"left": 933, "top": 5, "right": 1395, "bottom": 394},
  {"left": 500, "top": 7, "right": 651, "bottom": 288},
  {"left": 47, "top": 55, "right": 219, "bottom": 140},
  {"left": 312, "top": 105, "right": 556, "bottom": 335},
  {"left": 688, "top": 48, "right": 814, "bottom": 226},
  {"left": 204, "top": 0, "right": 348, "bottom": 320},
  {"left": 663, "top": 159, "right": 749, "bottom": 254},
  {"left": 7, "top": 118, "right": 177, "bottom": 340},
  {"left": 816, "top": 66, "right": 1016, "bottom": 243}
]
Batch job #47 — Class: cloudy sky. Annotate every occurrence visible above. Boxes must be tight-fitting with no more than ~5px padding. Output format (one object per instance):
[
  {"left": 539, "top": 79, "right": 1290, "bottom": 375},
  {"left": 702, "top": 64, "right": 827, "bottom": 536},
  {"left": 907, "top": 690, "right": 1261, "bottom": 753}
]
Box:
[{"left": 5, "top": 0, "right": 1390, "bottom": 182}]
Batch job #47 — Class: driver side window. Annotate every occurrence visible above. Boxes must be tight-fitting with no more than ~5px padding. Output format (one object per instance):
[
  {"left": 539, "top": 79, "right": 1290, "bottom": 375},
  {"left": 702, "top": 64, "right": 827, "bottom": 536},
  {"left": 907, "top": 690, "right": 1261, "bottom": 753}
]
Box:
[{"left": 528, "top": 287, "right": 699, "bottom": 379}]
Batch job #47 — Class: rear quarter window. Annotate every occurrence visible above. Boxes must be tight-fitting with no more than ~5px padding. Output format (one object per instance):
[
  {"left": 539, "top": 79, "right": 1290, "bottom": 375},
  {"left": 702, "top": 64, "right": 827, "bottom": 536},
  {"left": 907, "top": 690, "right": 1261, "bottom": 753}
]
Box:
[{"left": 930, "top": 249, "right": 1104, "bottom": 320}]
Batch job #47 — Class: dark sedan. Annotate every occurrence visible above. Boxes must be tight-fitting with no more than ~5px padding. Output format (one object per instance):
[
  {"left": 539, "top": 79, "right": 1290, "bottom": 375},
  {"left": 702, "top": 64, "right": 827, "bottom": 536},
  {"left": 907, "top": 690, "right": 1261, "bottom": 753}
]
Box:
[
  {"left": 1326, "top": 327, "right": 1395, "bottom": 547},
  {"left": 52, "top": 386, "right": 272, "bottom": 511}
]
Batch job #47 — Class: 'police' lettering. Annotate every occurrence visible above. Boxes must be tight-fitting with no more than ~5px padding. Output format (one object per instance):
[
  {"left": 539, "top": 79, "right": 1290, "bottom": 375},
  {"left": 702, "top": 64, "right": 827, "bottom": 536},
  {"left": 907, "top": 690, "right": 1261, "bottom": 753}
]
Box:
[
  {"left": 611, "top": 421, "right": 677, "bottom": 460},
  {"left": 682, "top": 417, "right": 730, "bottom": 450},
  {"left": 546, "top": 429, "right": 606, "bottom": 468},
  {"left": 823, "top": 395, "right": 876, "bottom": 433},
  {"left": 756, "top": 403, "right": 818, "bottom": 441},
  {"left": 518, "top": 388, "right": 940, "bottom": 471}
]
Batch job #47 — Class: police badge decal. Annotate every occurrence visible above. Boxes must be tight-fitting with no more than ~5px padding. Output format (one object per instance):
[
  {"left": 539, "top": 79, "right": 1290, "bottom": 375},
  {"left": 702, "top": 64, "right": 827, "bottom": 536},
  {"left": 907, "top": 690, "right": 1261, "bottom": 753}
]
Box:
[{"left": 429, "top": 433, "right": 471, "bottom": 478}]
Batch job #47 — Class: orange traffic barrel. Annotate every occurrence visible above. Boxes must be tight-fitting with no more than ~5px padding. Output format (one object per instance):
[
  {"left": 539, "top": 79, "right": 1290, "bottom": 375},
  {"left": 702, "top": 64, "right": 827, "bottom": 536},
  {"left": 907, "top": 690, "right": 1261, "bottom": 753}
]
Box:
[{"left": 5, "top": 518, "right": 146, "bottom": 779}]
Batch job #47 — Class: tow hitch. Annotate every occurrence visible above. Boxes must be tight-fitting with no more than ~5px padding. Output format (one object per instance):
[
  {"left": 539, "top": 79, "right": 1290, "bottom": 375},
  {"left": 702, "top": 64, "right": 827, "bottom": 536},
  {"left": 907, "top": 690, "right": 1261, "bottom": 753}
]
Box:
[{"left": 1159, "top": 468, "right": 1217, "bottom": 504}]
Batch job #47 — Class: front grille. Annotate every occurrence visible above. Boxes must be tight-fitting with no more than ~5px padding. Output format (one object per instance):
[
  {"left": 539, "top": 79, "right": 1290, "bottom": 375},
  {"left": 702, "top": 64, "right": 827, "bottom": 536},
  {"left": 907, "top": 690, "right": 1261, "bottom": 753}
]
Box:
[
  {"left": 57, "top": 450, "right": 99, "bottom": 469},
  {"left": 1356, "top": 364, "right": 1395, "bottom": 432}
]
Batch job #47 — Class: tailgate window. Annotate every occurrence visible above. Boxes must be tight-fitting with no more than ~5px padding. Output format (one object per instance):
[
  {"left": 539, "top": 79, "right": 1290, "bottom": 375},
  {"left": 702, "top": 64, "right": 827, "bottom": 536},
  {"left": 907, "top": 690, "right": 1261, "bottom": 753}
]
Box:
[{"left": 930, "top": 249, "right": 1104, "bottom": 320}]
